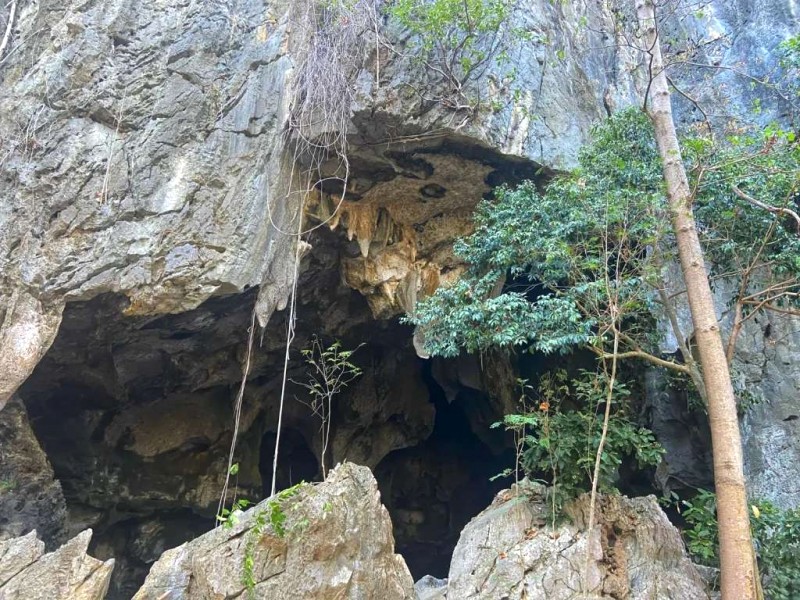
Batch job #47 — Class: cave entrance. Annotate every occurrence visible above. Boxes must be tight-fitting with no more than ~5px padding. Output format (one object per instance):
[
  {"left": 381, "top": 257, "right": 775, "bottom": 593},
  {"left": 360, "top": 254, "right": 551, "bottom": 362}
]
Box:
[
  {"left": 11, "top": 284, "right": 519, "bottom": 593},
  {"left": 375, "top": 360, "right": 514, "bottom": 580},
  {"left": 259, "top": 428, "right": 319, "bottom": 494}
]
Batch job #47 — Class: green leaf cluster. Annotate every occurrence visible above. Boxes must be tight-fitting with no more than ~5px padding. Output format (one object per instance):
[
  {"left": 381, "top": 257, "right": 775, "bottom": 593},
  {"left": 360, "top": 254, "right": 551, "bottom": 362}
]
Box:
[
  {"left": 686, "top": 128, "right": 800, "bottom": 285},
  {"left": 494, "top": 370, "right": 663, "bottom": 514},
  {"left": 387, "top": 0, "right": 516, "bottom": 100},
  {"left": 242, "top": 483, "right": 306, "bottom": 597},
  {"left": 409, "top": 108, "right": 799, "bottom": 392},
  {"left": 409, "top": 109, "right": 670, "bottom": 360},
  {"left": 681, "top": 491, "right": 800, "bottom": 600},
  {"left": 779, "top": 35, "right": 800, "bottom": 70}
]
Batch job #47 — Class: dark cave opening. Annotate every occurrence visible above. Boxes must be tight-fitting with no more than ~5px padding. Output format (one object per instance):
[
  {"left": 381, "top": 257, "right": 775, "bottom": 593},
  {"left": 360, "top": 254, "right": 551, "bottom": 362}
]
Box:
[
  {"left": 7, "top": 286, "right": 699, "bottom": 595},
  {"left": 9, "top": 286, "right": 520, "bottom": 596},
  {"left": 89, "top": 508, "right": 212, "bottom": 600},
  {"left": 375, "top": 359, "right": 514, "bottom": 580},
  {"left": 7, "top": 281, "right": 705, "bottom": 598},
  {"left": 259, "top": 428, "right": 320, "bottom": 494}
]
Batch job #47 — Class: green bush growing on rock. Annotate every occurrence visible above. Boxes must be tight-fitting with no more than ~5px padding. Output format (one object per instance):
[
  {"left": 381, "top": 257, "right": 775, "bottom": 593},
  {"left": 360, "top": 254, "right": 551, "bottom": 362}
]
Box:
[
  {"left": 387, "top": 0, "right": 519, "bottom": 109},
  {"left": 493, "top": 370, "right": 663, "bottom": 517},
  {"left": 408, "top": 108, "right": 799, "bottom": 408}
]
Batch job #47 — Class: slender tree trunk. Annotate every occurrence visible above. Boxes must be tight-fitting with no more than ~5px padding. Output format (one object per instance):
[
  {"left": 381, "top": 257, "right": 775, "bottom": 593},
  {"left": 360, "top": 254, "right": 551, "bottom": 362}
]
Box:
[{"left": 634, "top": 1, "right": 759, "bottom": 598}]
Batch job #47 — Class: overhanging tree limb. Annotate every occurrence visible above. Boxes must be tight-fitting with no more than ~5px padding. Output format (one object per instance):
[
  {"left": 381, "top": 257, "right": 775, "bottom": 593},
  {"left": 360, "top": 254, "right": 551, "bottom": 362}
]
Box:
[{"left": 732, "top": 185, "right": 800, "bottom": 234}]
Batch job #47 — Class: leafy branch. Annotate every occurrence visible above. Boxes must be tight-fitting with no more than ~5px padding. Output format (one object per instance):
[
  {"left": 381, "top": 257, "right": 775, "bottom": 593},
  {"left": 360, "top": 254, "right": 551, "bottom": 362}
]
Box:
[{"left": 295, "top": 336, "right": 363, "bottom": 477}]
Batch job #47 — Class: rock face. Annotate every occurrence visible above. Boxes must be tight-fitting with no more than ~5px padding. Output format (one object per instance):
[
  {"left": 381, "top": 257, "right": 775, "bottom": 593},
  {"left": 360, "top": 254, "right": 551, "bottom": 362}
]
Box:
[
  {"left": 738, "top": 312, "right": 800, "bottom": 508},
  {"left": 446, "top": 484, "right": 709, "bottom": 600},
  {"left": 4, "top": 0, "right": 795, "bottom": 406},
  {"left": 655, "top": 263, "right": 800, "bottom": 507},
  {"left": 1, "top": 0, "right": 798, "bottom": 595},
  {"left": 0, "top": 529, "right": 114, "bottom": 600},
  {"left": 0, "top": 397, "right": 66, "bottom": 546},
  {"left": 133, "top": 462, "right": 415, "bottom": 600},
  {"left": 0, "top": 0, "right": 301, "bottom": 407}
]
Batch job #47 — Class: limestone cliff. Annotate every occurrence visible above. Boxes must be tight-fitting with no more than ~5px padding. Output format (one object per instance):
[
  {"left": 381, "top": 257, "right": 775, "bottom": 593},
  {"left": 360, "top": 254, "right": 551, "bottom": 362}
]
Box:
[{"left": 0, "top": 0, "right": 798, "bottom": 597}]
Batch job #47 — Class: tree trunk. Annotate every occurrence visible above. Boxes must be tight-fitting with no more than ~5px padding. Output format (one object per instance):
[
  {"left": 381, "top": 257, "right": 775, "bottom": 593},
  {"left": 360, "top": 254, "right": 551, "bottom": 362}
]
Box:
[{"left": 634, "top": 1, "right": 759, "bottom": 598}]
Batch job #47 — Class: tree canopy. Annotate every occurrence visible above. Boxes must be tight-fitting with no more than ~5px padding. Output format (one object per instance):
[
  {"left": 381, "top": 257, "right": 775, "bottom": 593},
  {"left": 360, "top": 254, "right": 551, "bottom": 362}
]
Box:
[{"left": 409, "top": 109, "right": 799, "bottom": 389}]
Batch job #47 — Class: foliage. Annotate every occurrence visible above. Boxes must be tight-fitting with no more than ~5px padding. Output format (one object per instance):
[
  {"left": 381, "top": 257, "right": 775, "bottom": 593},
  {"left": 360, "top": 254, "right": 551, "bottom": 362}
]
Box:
[
  {"left": 242, "top": 483, "right": 306, "bottom": 597},
  {"left": 681, "top": 489, "right": 719, "bottom": 564},
  {"left": 409, "top": 109, "right": 669, "bottom": 359},
  {"left": 216, "top": 497, "right": 252, "bottom": 529},
  {"left": 296, "top": 337, "right": 363, "bottom": 477},
  {"left": 780, "top": 35, "right": 800, "bottom": 70},
  {"left": 492, "top": 370, "right": 663, "bottom": 515},
  {"left": 387, "top": 0, "right": 518, "bottom": 108},
  {"left": 409, "top": 109, "right": 799, "bottom": 402},
  {"left": 681, "top": 491, "right": 800, "bottom": 600},
  {"left": 779, "top": 34, "right": 800, "bottom": 102},
  {"left": 685, "top": 128, "right": 800, "bottom": 283}
]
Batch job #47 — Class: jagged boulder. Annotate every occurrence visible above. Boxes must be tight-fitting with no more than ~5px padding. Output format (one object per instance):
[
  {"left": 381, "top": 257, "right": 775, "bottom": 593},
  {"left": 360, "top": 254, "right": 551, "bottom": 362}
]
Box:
[
  {"left": 0, "top": 529, "right": 114, "bottom": 600},
  {"left": 133, "top": 462, "right": 414, "bottom": 599},
  {"left": 445, "top": 484, "right": 709, "bottom": 600}
]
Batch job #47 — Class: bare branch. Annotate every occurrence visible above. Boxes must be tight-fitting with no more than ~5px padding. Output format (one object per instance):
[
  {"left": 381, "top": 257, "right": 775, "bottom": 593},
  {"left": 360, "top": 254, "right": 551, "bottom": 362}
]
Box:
[
  {"left": 0, "top": 0, "right": 17, "bottom": 61},
  {"left": 732, "top": 186, "right": 800, "bottom": 234}
]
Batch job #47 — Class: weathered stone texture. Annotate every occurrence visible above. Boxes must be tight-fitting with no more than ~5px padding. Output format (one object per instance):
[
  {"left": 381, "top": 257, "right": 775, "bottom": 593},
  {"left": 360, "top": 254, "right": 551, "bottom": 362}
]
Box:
[
  {"left": 446, "top": 484, "right": 710, "bottom": 600},
  {"left": 0, "top": 529, "right": 113, "bottom": 600},
  {"left": 0, "top": 397, "right": 66, "bottom": 546},
  {"left": 132, "top": 462, "right": 414, "bottom": 600}
]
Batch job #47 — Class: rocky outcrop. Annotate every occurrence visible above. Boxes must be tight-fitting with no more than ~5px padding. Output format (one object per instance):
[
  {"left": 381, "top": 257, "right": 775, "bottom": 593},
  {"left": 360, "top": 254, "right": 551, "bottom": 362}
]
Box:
[
  {"left": 0, "top": 529, "right": 114, "bottom": 600},
  {"left": 0, "top": 397, "right": 66, "bottom": 546},
  {"left": 738, "top": 312, "right": 800, "bottom": 508},
  {"left": 1, "top": 0, "right": 798, "bottom": 596},
  {"left": 445, "top": 483, "right": 709, "bottom": 600},
  {"left": 133, "top": 462, "right": 414, "bottom": 600},
  {"left": 655, "top": 264, "right": 800, "bottom": 507},
  {"left": 4, "top": 0, "right": 794, "bottom": 407},
  {"left": 11, "top": 283, "right": 511, "bottom": 595},
  {"left": 0, "top": 0, "right": 301, "bottom": 407}
]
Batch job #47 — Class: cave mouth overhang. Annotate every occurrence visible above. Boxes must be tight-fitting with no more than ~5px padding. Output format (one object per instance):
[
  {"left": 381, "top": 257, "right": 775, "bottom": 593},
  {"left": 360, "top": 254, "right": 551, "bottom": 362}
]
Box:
[
  {"left": 298, "top": 118, "right": 553, "bottom": 320},
  {"left": 9, "top": 125, "right": 557, "bottom": 594}
]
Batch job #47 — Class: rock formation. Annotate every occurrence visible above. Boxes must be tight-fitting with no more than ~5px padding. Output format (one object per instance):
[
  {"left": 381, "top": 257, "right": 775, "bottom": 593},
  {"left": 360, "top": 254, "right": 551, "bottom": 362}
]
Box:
[
  {"left": 132, "top": 462, "right": 415, "bottom": 600},
  {"left": 446, "top": 483, "right": 710, "bottom": 600},
  {"left": 0, "top": 469, "right": 713, "bottom": 600},
  {"left": 0, "top": 397, "right": 66, "bottom": 546},
  {"left": 0, "top": 529, "right": 114, "bottom": 600},
  {"left": 0, "top": 0, "right": 798, "bottom": 596}
]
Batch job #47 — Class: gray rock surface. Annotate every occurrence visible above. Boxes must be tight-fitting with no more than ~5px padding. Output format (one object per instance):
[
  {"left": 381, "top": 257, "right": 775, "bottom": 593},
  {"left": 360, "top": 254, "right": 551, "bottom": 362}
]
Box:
[
  {"left": 446, "top": 484, "right": 709, "bottom": 600},
  {"left": 657, "top": 263, "right": 800, "bottom": 507},
  {"left": 0, "top": 529, "right": 114, "bottom": 600},
  {"left": 0, "top": 396, "right": 66, "bottom": 546},
  {"left": 0, "top": 0, "right": 300, "bottom": 406},
  {"left": 3, "top": 0, "right": 795, "bottom": 407},
  {"left": 415, "top": 575, "right": 448, "bottom": 600},
  {"left": 133, "top": 462, "right": 414, "bottom": 600},
  {"left": 0, "top": 0, "right": 797, "bottom": 594},
  {"left": 738, "top": 312, "right": 800, "bottom": 508}
]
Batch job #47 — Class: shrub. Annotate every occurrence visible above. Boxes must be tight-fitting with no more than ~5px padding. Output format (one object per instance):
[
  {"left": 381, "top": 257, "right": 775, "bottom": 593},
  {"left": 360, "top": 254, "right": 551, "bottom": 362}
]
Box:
[
  {"left": 681, "top": 491, "right": 800, "bottom": 599},
  {"left": 493, "top": 370, "right": 663, "bottom": 515}
]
